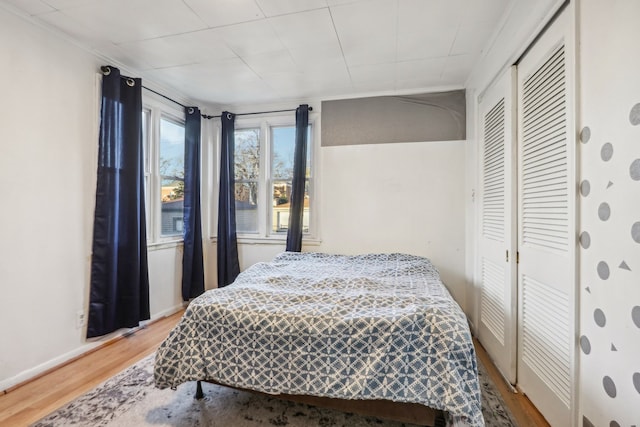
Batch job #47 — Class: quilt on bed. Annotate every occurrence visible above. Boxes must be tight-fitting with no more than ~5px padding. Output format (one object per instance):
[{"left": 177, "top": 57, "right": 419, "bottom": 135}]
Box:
[{"left": 154, "top": 252, "right": 483, "bottom": 426}]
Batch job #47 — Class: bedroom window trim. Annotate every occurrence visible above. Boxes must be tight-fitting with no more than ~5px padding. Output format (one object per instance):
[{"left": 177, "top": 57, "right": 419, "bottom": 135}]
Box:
[
  {"left": 143, "top": 95, "right": 186, "bottom": 245},
  {"left": 211, "top": 112, "right": 320, "bottom": 243}
]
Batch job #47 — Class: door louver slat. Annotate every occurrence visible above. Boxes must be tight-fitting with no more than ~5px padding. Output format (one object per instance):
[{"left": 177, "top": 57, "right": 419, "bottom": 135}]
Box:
[
  {"left": 521, "top": 45, "right": 568, "bottom": 252},
  {"left": 482, "top": 98, "right": 506, "bottom": 242}
]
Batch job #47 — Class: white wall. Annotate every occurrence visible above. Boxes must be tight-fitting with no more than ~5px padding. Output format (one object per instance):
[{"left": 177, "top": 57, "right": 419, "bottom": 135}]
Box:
[
  {"left": 578, "top": 1, "right": 640, "bottom": 425},
  {"left": 0, "top": 8, "right": 185, "bottom": 391},
  {"left": 201, "top": 99, "right": 469, "bottom": 309},
  {"left": 319, "top": 140, "right": 467, "bottom": 306}
]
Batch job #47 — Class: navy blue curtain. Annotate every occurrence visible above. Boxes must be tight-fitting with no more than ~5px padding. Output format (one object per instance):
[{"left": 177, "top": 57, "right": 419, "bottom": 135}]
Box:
[
  {"left": 285, "top": 104, "right": 310, "bottom": 252},
  {"left": 181, "top": 107, "right": 205, "bottom": 300},
  {"left": 217, "top": 112, "right": 240, "bottom": 287},
  {"left": 87, "top": 67, "right": 150, "bottom": 338}
]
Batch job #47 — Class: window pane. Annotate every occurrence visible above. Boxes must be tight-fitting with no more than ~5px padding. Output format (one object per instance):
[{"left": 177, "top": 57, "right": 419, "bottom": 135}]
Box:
[
  {"left": 234, "top": 128, "right": 260, "bottom": 233},
  {"left": 271, "top": 126, "right": 311, "bottom": 233},
  {"left": 159, "top": 117, "right": 185, "bottom": 237}
]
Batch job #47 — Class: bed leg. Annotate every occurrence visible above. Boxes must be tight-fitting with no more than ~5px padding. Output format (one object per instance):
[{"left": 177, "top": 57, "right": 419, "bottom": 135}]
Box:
[{"left": 195, "top": 381, "right": 204, "bottom": 399}]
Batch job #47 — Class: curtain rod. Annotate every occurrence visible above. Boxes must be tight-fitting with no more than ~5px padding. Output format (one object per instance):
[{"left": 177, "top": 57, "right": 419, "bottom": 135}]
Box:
[{"left": 100, "top": 66, "right": 312, "bottom": 119}]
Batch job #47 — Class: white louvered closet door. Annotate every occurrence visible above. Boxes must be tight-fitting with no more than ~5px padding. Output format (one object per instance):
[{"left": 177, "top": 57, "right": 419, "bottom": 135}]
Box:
[
  {"left": 477, "top": 67, "right": 517, "bottom": 384},
  {"left": 516, "top": 6, "right": 575, "bottom": 427}
]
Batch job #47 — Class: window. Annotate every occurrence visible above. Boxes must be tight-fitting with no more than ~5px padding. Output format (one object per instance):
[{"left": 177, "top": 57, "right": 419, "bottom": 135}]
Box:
[
  {"left": 228, "top": 115, "right": 316, "bottom": 241},
  {"left": 270, "top": 126, "right": 311, "bottom": 233},
  {"left": 234, "top": 128, "right": 260, "bottom": 233},
  {"left": 159, "top": 117, "right": 185, "bottom": 237},
  {"left": 142, "top": 97, "right": 185, "bottom": 243}
]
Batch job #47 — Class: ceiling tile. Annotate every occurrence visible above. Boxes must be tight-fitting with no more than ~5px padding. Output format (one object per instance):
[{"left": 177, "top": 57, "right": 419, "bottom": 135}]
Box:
[
  {"left": 331, "top": 0, "right": 397, "bottom": 66},
  {"left": 397, "top": 0, "right": 464, "bottom": 35},
  {"left": 42, "top": 0, "right": 99, "bottom": 10},
  {"left": 288, "top": 42, "right": 345, "bottom": 67},
  {"left": 451, "top": 21, "right": 496, "bottom": 56},
  {"left": 116, "top": 30, "right": 237, "bottom": 69},
  {"left": 268, "top": 8, "right": 338, "bottom": 50},
  {"left": 57, "top": 0, "right": 207, "bottom": 44},
  {"left": 145, "top": 58, "right": 272, "bottom": 104},
  {"left": 183, "top": 0, "right": 264, "bottom": 28},
  {"left": 1, "top": 0, "right": 54, "bottom": 15},
  {"left": 243, "top": 49, "right": 298, "bottom": 76},
  {"left": 36, "top": 10, "right": 109, "bottom": 48},
  {"left": 255, "top": 0, "right": 327, "bottom": 17},
  {"left": 460, "top": 0, "right": 510, "bottom": 24},
  {"left": 94, "top": 43, "right": 154, "bottom": 71},
  {"left": 213, "top": 19, "right": 285, "bottom": 56},
  {"left": 396, "top": 57, "right": 446, "bottom": 81},
  {"left": 397, "top": 26, "right": 457, "bottom": 61},
  {"left": 440, "top": 53, "right": 476, "bottom": 84},
  {"left": 348, "top": 62, "right": 396, "bottom": 86}
]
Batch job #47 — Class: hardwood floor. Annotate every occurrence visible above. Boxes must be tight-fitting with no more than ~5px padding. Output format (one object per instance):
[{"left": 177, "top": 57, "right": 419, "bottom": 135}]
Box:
[{"left": 0, "top": 310, "right": 549, "bottom": 427}]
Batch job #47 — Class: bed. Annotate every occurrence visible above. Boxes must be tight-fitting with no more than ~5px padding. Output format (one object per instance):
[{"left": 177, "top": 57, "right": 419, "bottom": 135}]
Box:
[{"left": 154, "top": 252, "right": 483, "bottom": 426}]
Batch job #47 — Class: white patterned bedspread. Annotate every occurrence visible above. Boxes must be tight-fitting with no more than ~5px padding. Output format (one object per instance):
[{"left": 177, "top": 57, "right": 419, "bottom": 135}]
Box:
[{"left": 154, "top": 252, "right": 483, "bottom": 426}]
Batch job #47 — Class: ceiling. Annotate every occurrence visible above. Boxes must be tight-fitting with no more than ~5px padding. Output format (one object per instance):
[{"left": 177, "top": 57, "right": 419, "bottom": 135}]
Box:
[{"left": 2, "top": 0, "right": 512, "bottom": 107}]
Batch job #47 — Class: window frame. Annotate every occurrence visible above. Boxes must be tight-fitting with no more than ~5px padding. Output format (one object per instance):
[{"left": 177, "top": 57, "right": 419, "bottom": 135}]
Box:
[
  {"left": 212, "top": 112, "right": 320, "bottom": 244},
  {"left": 142, "top": 95, "right": 186, "bottom": 246}
]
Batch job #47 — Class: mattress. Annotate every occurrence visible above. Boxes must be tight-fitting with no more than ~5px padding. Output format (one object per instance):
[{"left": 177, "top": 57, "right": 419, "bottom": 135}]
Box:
[{"left": 154, "top": 252, "right": 483, "bottom": 426}]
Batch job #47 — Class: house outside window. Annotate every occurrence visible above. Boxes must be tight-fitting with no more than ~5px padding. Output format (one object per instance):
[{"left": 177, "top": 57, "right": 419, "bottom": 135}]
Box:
[
  {"left": 142, "top": 97, "right": 185, "bottom": 243},
  {"left": 226, "top": 114, "right": 317, "bottom": 242}
]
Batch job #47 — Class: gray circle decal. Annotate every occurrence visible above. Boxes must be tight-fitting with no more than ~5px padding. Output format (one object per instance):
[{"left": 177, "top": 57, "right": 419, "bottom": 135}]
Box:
[
  {"left": 632, "top": 222, "right": 640, "bottom": 244},
  {"left": 579, "top": 231, "right": 591, "bottom": 249},
  {"left": 632, "top": 306, "right": 640, "bottom": 328},
  {"left": 580, "top": 126, "right": 591, "bottom": 143},
  {"left": 634, "top": 372, "right": 640, "bottom": 394},
  {"left": 610, "top": 421, "right": 620, "bottom": 427},
  {"left": 597, "top": 261, "right": 610, "bottom": 280},
  {"left": 580, "top": 335, "right": 591, "bottom": 354},
  {"left": 603, "top": 376, "right": 617, "bottom": 398},
  {"left": 630, "top": 103, "right": 640, "bottom": 125},
  {"left": 594, "top": 308, "right": 606, "bottom": 327},
  {"left": 601, "top": 143, "right": 613, "bottom": 161},
  {"left": 631, "top": 159, "right": 640, "bottom": 181},
  {"left": 598, "top": 203, "right": 611, "bottom": 221},
  {"left": 580, "top": 180, "right": 590, "bottom": 197}
]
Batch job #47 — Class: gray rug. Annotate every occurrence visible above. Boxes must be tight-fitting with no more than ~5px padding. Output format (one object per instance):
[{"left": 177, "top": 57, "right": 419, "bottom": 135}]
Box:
[{"left": 32, "top": 354, "right": 516, "bottom": 427}]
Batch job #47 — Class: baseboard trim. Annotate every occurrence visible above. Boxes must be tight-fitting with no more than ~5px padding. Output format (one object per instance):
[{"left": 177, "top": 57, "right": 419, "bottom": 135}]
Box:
[{"left": 0, "top": 303, "right": 185, "bottom": 394}]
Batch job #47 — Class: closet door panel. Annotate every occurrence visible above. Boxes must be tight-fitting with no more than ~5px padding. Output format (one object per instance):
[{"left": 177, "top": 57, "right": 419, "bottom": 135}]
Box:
[
  {"left": 477, "top": 67, "right": 517, "bottom": 384},
  {"left": 516, "top": 6, "right": 575, "bottom": 427}
]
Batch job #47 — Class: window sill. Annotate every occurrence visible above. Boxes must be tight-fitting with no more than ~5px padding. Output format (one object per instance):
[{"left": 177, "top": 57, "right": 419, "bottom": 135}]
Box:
[
  {"left": 147, "top": 239, "right": 183, "bottom": 252},
  {"left": 209, "top": 236, "right": 321, "bottom": 247}
]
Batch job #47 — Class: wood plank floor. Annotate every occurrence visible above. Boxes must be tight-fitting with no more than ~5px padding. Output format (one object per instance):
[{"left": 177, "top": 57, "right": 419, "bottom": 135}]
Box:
[{"left": 0, "top": 310, "right": 549, "bottom": 426}]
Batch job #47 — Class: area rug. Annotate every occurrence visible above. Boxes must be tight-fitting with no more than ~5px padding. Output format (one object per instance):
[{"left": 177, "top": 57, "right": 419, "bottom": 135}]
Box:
[{"left": 32, "top": 354, "right": 516, "bottom": 427}]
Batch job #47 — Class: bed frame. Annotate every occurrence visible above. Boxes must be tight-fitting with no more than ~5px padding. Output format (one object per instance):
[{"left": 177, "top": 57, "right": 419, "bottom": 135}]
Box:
[{"left": 194, "top": 379, "right": 445, "bottom": 426}]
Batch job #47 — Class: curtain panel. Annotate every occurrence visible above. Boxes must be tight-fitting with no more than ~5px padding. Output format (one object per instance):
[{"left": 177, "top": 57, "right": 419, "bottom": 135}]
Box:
[
  {"left": 217, "top": 112, "right": 240, "bottom": 287},
  {"left": 285, "top": 104, "right": 310, "bottom": 252},
  {"left": 181, "top": 107, "right": 205, "bottom": 300},
  {"left": 87, "top": 67, "right": 150, "bottom": 338}
]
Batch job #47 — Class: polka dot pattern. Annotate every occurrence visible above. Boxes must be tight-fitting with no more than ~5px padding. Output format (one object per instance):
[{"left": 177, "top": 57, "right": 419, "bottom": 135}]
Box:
[
  {"left": 597, "top": 261, "right": 610, "bottom": 280},
  {"left": 598, "top": 203, "right": 611, "bottom": 221},
  {"left": 601, "top": 143, "right": 613, "bottom": 161},
  {"left": 630, "top": 103, "right": 640, "bottom": 125},
  {"left": 580, "top": 180, "right": 591, "bottom": 196},
  {"left": 603, "top": 376, "right": 617, "bottom": 398},
  {"left": 594, "top": 309, "right": 606, "bottom": 327},
  {"left": 579, "top": 231, "right": 591, "bottom": 249},
  {"left": 580, "top": 336, "right": 591, "bottom": 354},
  {"left": 632, "top": 222, "right": 640, "bottom": 244},
  {"left": 580, "top": 126, "right": 591, "bottom": 143},
  {"left": 631, "top": 159, "right": 640, "bottom": 181},
  {"left": 633, "top": 373, "right": 640, "bottom": 394},
  {"left": 610, "top": 421, "right": 620, "bottom": 427},
  {"left": 632, "top": 306, "right": 640, "bottom": 328}
]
